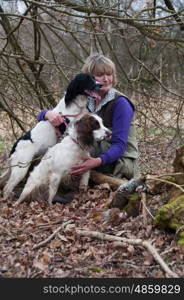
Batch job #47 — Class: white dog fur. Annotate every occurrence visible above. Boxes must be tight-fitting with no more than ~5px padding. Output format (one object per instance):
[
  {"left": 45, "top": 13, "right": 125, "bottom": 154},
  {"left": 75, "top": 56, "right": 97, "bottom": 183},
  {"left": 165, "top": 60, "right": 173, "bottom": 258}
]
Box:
[{"left": 15, "top": 114, "right": 111, "bottom": 206}]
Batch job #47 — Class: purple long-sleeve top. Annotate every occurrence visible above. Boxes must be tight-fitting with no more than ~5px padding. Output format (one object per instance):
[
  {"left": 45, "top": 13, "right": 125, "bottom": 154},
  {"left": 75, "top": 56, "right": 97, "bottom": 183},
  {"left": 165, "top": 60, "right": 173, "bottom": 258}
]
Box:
[
  {"left": 99, "top": 97, "right": 134, "bottom": 165},
  {"left": 36, "top": 96, "right": 134, "bottom": 166}
]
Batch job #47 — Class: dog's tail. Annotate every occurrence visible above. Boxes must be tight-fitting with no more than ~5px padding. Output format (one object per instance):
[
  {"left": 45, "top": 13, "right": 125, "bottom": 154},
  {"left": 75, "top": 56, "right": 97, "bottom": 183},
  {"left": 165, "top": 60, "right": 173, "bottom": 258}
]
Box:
[{"left": 0, "top": 168, "right": 11, "bottom": 190}]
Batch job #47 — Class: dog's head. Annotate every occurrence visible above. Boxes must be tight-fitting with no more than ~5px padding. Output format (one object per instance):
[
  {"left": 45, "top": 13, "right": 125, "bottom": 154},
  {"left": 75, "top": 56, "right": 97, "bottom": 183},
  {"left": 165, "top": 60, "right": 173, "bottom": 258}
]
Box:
[
  {"left": 65, "top": 73, "right": 102, "bottom": 107},
  {"left": 75, "top": 114, "right": 111, "bottom": 147}
]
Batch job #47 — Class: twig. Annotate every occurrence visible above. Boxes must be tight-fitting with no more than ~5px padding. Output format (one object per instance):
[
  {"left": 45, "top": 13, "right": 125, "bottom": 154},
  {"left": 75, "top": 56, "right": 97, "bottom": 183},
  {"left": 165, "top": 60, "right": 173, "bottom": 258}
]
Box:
[
  {"left": 155, "top": 172, "right": 184, "bottom": 177},
  {"left": 76, "top": 229, "right": 179, "bottom": 278},
  {"left": 36, "top": 218, "right": 66, "bottom": 228},
  {"left": 1, "top": 155, "right": 51, "bottom": 172},
  {"left": 141, "top": 192, "right": 147, "bottom": 225},
  {"left": 141, "top": 198, "right": 155, "bottom": 220},
  {"left": 32, "top": 220, "right": 73, "bottom": 250},
  {"left": 146, "top": 175, "right": 184, "bottom": 193}
]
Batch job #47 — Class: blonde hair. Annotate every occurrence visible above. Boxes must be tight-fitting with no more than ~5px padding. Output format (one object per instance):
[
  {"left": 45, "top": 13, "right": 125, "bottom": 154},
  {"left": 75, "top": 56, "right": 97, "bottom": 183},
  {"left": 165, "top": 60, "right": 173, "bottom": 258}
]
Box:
[{"left": 81, "top": 53, "right": 117, "bottom": 86}]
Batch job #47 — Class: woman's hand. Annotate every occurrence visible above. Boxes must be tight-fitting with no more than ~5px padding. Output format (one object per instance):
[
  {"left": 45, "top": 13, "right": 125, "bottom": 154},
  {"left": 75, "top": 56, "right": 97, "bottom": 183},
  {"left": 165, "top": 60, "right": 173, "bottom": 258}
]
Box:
[
  {"left": 71, "top": 157, "right": 102, "bottom": 175},
  {"left": 45, "top": 111, "right": 65, "bottom": 126}
]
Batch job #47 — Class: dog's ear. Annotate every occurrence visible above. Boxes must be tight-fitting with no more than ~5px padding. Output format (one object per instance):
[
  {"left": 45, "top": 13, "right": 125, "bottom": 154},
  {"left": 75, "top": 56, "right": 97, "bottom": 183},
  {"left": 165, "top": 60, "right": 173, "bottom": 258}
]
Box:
[
  {"left": 87, "top": 115, "right": 100, "bottom": 131},
  {"left": 65, "top": 73, "right": 95, "bottom": 106},
  {"left": 65, "top": 73, "right": 85, "bottom": 106},
  {"left": 65, "top": 77, "right": 78, "bottom": 106},
  {"left": 75, "top": 115, "right": 99, "bottom": 146}
]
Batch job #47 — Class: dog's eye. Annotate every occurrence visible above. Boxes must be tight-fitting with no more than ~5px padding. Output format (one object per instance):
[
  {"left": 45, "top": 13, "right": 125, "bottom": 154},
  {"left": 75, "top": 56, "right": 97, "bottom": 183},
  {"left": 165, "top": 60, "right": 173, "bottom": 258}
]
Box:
[{"left": 91, "top": 119, "right": 100, "bottom": 130}]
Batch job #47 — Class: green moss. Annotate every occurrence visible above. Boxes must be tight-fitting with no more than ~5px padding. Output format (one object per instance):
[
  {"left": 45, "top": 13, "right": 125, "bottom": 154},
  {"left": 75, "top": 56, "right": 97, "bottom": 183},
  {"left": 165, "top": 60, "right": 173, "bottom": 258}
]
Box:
[
  {"left": 178, "top": 240, "right": 184, "bottom": 245},
  {"left": 163, "top": 176, "right": 177, "bottom": 184},
  {"left": 154, "top": 194, "right": 184, "bottom": 244},
  {"left": 123, "top": 193, "right": 140, "bottom": 216},
  {"left": 129, "top": 194, "right": 139, "bottom": 203},
  {"left": 88, "top": 266, "right": 103, "bottom": 273}
]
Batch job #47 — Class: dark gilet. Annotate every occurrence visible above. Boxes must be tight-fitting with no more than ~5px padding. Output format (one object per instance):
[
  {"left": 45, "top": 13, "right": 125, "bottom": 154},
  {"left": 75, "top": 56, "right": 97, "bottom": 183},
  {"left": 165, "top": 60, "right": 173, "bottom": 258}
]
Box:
[{"left": 96, "top": 91, "right": 138, "bottom": 159}]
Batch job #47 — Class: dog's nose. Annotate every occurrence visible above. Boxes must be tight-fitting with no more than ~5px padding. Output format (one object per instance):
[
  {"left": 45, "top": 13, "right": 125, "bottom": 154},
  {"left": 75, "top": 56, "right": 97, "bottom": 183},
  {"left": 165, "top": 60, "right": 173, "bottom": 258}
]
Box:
[
  {"left": 95, "top": 81, "right": 103, "bottom": 90},
  {"left": 106, "top": 129, "right": 112, "bottom": 138}
]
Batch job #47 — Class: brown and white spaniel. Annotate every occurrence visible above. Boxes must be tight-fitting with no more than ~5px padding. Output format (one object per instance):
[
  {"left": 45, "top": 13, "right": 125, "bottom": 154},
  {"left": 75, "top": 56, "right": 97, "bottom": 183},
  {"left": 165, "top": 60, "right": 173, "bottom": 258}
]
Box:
[{"left": 15, "top": 114, "right": 111, "bottom": 206}]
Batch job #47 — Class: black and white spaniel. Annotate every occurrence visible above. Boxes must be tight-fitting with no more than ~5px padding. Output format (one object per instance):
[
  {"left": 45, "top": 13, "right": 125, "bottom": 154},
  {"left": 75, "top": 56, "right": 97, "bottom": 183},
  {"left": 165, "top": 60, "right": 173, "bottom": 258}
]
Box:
[
  {"left": 15, "top": 114, "right": 111, "bottom": 206},
  {"left": 0, "top": 73, "right": 102, "bottom": 198}
]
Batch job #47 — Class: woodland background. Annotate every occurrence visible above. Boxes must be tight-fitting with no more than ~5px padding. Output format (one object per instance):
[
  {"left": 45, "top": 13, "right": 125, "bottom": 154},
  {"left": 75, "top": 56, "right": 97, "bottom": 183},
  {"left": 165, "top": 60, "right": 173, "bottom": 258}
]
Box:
[{"left": 0, "top": 0, "right": 184, "bottom": 278}]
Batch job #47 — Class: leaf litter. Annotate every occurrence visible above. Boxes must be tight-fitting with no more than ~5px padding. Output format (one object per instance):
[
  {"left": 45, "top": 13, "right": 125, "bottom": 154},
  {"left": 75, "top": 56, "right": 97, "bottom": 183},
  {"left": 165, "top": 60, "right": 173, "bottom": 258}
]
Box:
[{"left": 0, "top": 179, "right": 184, "bottom": 279}]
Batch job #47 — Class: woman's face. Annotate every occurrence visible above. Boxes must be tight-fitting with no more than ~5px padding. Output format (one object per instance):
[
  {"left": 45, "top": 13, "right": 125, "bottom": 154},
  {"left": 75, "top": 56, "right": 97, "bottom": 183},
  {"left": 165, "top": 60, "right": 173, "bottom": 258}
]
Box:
[{"left": 93, "top": 72, "right": 113, "bottom": 97}]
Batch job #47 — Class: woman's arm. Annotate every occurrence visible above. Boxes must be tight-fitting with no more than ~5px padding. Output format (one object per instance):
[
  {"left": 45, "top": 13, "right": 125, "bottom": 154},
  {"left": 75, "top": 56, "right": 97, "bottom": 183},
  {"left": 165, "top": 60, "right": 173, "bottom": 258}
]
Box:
[
  {"left": 36, "top": 109, "right": 49, "bottom": 121},
  {"left": 36, "top": 96, "right": 66, "bottom": 124},
  {"left": 36, "top": 110, "right": 65, "bottom": 126},
  {"left": 99, "top": 97, "right": 134, "bottom": 165}
]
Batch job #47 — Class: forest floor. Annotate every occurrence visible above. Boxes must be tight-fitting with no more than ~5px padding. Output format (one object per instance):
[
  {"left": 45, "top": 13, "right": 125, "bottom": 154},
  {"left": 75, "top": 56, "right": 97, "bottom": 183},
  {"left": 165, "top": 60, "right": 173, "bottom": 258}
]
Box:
[{"left": 0, "top": 118, "right": 184, "bottom": 278}]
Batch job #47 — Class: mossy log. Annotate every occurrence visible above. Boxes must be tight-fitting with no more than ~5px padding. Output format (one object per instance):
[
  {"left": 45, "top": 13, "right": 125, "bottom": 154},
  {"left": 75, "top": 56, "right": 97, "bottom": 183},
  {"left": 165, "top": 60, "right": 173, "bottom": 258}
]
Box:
[
  {"left": 154, "top": 145, "right": 184, "bottom": 245},
  {"left": 90, "top": 171, "right": 146, "bottom": 216},
  {"left": 89, "top": 171, "right": 140, "bottom": 216},
  {"left": 109, "top": 177, "right": 147, "bottom": 216},
  {"left": 154, "top": 194, "right": 184, "bottom": 245}
]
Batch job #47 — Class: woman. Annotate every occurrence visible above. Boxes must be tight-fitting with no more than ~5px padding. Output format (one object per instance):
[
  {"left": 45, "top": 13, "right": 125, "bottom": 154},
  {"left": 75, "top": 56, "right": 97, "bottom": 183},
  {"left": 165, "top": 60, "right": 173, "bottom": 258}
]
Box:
[{"left": 37, "top": 54, "right": 139, "bottom": 179}]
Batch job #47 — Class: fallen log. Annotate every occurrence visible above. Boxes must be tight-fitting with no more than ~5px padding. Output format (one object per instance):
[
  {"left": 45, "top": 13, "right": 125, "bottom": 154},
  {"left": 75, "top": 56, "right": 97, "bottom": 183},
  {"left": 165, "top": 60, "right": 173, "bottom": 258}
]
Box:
[
  {"left": 90, "top": 171, "right": 147, "bottom": 216},
  {"left": 90, "top": 170, "right": 127, "bottom": 190}
]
